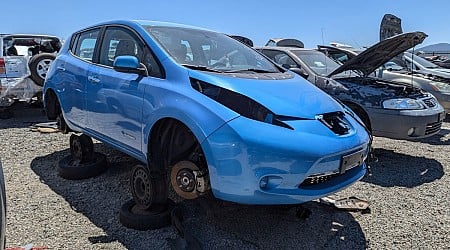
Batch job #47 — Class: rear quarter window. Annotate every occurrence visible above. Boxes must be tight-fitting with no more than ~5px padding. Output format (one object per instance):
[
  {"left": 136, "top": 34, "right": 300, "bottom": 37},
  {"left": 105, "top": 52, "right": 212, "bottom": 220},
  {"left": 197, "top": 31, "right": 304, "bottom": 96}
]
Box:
[{"left": 73, "top": 29, "right": 100, "bottom": 62}]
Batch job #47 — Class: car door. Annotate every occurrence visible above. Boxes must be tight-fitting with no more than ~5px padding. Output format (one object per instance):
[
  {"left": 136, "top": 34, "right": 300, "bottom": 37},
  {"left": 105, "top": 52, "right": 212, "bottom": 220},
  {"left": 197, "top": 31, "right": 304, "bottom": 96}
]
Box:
[
  {"left": 57, "top": 28, "right": 101, "bottom": 128},
  {"left": 86, "top": 26, "right": 153, "bottom": 153}
]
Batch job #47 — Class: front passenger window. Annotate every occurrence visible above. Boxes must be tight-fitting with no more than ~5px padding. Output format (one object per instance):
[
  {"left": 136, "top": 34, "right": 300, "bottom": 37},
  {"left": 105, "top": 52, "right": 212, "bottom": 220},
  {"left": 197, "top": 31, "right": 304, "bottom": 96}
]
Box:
[{"left": 99, "top": 27, "right": 163, "bottom": 78}]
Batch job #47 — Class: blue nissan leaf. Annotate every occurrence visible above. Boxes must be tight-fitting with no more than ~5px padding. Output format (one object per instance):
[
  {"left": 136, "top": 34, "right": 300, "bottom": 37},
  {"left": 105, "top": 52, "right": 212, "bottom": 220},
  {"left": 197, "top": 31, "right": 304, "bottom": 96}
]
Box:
[{"left": 43, "top": 20, "right": 370, "bottom": 206}]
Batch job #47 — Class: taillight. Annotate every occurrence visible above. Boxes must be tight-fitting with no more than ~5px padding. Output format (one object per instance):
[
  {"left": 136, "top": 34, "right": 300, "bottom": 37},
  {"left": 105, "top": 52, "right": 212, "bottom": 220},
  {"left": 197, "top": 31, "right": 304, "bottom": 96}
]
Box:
[{"left": 0, "top": 58, "right": 5, "bottom": 74}]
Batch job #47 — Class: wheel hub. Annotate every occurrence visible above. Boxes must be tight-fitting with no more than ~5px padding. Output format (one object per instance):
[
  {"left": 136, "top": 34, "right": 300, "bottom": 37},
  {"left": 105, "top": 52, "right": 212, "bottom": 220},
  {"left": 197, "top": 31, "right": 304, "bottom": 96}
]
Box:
[
  {"left": 36, "top": 59, "right": 53, "bottom": 79},
  {"left": 170, "top": 161, "right": 209, "bottom": 199},
  {"left": 176, "top": 168, "right": 196, "bottom": 193}
]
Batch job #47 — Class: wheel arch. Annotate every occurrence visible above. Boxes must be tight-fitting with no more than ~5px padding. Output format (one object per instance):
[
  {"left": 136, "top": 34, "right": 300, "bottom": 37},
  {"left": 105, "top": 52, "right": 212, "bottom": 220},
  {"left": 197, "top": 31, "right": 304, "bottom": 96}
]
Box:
[
  {"left": 44, "top": 88, "right": 60, "bottom": 120},
  {"left": 145, "top": 117, "right": 211, "bottom": 169}
]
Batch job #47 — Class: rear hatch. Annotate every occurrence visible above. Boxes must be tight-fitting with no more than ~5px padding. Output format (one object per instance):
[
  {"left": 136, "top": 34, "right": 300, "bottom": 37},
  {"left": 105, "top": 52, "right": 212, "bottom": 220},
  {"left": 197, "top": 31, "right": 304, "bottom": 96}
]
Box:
[
  {"left": 0, "top": 36, "right": 30, "bottom": 78},
  {"left": 0, "top": 56, "right": 29, "bottom": 78}
]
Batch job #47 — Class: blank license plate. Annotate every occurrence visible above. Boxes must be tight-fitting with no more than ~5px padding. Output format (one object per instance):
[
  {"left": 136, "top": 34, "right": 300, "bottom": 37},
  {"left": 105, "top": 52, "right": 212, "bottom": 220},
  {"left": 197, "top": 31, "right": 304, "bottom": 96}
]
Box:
[{"left": 340, "top": 149, "right": 365, "bottom": 174}]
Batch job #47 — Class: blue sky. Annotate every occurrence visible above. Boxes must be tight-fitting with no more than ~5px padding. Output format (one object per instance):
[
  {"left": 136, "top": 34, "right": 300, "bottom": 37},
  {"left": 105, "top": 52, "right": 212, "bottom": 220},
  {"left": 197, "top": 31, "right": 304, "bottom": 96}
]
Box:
[{"left": 1, "top": 0, "right": 449, "bottom": 49}]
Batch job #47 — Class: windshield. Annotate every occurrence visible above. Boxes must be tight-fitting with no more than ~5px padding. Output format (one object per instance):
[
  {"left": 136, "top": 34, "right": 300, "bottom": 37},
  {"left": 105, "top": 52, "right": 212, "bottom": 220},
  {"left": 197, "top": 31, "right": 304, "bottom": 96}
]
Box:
[
  {"left": 145, "top": 26, "right": 279, "bottom": 73},
  {"left": 405, "top": 52, "right": 440, "bottom": 69},
  {"left": 292, "top": 50, "right": 341, "bottom": 76}
]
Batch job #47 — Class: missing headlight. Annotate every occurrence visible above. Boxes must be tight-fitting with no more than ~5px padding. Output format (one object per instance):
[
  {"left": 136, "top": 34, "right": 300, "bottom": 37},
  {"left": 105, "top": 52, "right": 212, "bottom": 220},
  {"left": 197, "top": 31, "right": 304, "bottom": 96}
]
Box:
[{"left": 191, "top": 78, "right": 293, "bottom": 129}]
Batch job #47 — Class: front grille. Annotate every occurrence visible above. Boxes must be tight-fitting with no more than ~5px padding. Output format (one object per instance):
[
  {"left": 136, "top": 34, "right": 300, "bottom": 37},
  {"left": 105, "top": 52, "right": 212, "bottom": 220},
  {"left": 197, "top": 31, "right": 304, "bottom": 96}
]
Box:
[
  {"left": 422, "top": 98, "right": 437, "bottom": 108},
  {"left": 425, "top": 121, "right": 442, "bottom": 135},
  {"left": 299, "top": 172, "right": 340, "bottom": 187}
]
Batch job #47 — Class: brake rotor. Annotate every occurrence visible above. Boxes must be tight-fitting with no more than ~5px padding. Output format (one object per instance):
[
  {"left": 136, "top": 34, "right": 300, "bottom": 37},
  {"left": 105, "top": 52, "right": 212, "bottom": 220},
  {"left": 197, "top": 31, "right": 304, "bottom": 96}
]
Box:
[{"left": 170, "top": 161, "right": 200, "bottom": 199}]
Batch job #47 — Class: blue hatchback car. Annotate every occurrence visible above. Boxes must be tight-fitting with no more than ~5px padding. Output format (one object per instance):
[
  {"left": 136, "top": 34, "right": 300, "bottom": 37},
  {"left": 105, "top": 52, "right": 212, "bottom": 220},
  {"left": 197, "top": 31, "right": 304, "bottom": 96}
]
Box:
[{"left": 43, "top": 20, "right": 370, "bottom": 206}]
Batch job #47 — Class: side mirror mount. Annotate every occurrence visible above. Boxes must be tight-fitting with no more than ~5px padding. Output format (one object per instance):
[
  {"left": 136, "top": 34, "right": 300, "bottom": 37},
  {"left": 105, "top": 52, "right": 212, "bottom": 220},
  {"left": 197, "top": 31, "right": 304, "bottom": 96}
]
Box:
[
  {"left": 289, "top": 67, "right": 309, "bottom": 79},
  {"left": 113, "top": 56, "right": 148, "bottom": 76}
]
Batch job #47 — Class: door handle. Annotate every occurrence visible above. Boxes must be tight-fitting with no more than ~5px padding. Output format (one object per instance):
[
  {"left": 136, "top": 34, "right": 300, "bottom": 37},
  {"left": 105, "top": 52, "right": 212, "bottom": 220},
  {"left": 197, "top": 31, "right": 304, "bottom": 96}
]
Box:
[
  {"left": 88, "top": 75, "right": 100, "bottom": 83},
  {"left": 57, "top": 66, "right": 65, "bottom": 71}
]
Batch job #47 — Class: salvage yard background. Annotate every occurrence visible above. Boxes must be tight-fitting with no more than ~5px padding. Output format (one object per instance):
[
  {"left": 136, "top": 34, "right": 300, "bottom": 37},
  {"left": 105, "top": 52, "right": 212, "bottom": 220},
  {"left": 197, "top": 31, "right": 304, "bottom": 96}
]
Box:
[{"left": 1, "top": 105, "right": 449, "bottom": 249}]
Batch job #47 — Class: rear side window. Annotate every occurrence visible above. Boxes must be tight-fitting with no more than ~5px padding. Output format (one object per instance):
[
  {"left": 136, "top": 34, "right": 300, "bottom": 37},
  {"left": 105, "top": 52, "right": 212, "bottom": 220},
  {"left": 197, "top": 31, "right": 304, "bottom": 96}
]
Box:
[{"left": 73, "top": 29, "right": 100, "bottom": 62}]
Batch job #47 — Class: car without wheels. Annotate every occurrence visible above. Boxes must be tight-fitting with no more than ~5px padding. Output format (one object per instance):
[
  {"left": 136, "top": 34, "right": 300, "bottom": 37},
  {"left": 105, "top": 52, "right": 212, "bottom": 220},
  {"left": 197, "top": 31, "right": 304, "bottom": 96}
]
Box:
[
  {"left": 257, "top": 33, "right": 446, "bottom": 140},
  {"left": 43, "top": 20, "right": 370, "bottom": 229}
]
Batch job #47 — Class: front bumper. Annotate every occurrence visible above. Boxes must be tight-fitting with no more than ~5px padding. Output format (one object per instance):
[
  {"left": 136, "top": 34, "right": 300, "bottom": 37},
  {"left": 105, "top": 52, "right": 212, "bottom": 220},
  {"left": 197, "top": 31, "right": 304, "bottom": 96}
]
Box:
[
  {"left": 433, "top": 92, "right": 450, "bottom": 114},
  {"left": 370, "top": 106, "right": 445, "bottom": 140},
  {"left": 201, "top": 115, "right": 368, "bottom": 205}
]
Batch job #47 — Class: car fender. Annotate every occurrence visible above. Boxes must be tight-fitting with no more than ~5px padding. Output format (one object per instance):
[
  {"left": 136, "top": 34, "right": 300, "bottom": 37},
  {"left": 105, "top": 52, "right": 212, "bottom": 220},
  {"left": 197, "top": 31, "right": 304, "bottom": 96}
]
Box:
[{"left": 141, "top": 89, "right": 239, "bottom": 159}]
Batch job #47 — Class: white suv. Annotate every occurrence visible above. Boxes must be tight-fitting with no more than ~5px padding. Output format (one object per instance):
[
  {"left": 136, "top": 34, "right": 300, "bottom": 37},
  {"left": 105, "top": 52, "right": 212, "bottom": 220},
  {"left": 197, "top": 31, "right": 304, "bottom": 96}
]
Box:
[{"left": 0, "top": 34, "right": 61, "bottom": 113}]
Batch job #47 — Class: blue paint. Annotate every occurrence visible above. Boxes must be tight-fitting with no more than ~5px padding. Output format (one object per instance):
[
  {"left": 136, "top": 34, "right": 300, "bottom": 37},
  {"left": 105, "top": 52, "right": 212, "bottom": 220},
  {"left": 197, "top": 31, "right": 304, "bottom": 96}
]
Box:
[{"left": 44, "top": 20, "right": 369, "bottom": 205}]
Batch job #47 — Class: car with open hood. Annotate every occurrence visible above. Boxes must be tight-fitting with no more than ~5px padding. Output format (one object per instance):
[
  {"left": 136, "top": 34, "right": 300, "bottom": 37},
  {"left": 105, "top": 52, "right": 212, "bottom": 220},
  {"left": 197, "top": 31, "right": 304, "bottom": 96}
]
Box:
[
  {"left": 43, "top": 20, "right": 370, "bottom": 208},
  {"left": 318, "top": 41, "right": 450, "bottom": 114},
  {"left": 257, "top": 32, "right": 445, "bottom": 140}
]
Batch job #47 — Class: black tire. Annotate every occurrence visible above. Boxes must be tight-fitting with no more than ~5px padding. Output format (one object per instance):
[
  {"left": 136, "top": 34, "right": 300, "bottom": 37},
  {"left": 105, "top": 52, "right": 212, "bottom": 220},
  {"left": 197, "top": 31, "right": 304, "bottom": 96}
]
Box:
[
  {"left": 119, "top": 199, "right": 175, "bottom": 231},
  {"left": 44, "top": 90, "right": 58, "bottom": 120},
  {"left": 57, "top": 152, "right": 108, "bottom": 180},
  {"left": 56, "top": 113, "right": 70, "bottom": 134},
  {"left": 28, "top": 53, "right": 56, "bottom": 86},
  {"left": 130, "top": 164, "right": 168, "bottom": 209},
  {"left": 70, "top": 134, "right": 94, "bottom": 163}
]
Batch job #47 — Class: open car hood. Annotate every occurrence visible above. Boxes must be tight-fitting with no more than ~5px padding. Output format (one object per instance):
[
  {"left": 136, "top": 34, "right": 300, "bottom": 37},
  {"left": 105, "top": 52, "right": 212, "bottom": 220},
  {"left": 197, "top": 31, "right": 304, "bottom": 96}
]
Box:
[{"left": 328, "top": 32, "right": 427, "bottom": 77}]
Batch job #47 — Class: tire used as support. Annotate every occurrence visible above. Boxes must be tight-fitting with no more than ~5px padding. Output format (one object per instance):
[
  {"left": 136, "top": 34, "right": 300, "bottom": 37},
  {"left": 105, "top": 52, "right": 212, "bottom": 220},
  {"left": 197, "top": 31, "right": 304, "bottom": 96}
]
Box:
[
  {"left": 119, "top": 199, "right": 175, "bottom": 231},
  {"left": 57, "top": 152, "right": 108, "bottom": 180}
]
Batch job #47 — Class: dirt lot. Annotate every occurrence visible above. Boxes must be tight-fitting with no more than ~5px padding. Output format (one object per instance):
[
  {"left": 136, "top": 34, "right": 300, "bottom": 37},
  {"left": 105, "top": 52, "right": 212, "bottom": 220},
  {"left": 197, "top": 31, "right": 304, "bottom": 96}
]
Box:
[{"left": 0, "top": 105, "right": 449, "bottom": 249}]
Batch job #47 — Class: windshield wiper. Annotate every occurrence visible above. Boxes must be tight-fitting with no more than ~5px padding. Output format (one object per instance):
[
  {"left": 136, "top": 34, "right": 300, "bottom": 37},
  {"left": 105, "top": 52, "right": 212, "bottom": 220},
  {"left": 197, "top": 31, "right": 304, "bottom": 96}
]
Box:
[
  {"left": 181, "top": 64, "right": 223, "bottom": 73},
  {"left": 224, "top": 68, "right": 277, "bottom": 73}
]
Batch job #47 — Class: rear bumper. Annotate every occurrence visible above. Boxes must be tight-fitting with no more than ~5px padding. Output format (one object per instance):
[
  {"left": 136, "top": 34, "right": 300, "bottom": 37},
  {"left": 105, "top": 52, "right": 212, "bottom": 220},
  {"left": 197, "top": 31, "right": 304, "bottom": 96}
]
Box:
[{"left": 1, "top": 77, "right": 41, "bottom": 106}]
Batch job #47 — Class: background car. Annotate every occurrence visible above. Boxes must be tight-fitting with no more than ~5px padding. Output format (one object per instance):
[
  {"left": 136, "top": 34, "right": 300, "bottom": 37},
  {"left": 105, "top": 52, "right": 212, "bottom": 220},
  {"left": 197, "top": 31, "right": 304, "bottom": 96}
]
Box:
[
  {"left": 318, "top": 44, "right": 450, "bottom": 114},
  {"left": 432, "top": 58, "right": 450, "bottom": 69},
  {"left": 44, "top": 20, "right": 370, "bottom": 212},
  {"left": 0, "top": 34, "right": 61, "bottom": 109},
  {"left": 402, "top": 52, "right": 450, "bottom": 79},
  {"left": 257, "top": 32, "right": 445, "bottom": 140}
]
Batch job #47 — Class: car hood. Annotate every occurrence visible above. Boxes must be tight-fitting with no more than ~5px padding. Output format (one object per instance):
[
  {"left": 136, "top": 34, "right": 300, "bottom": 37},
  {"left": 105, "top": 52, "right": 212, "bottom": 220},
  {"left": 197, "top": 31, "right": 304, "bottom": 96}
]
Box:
[
  {"left": 328, "top": 32, "right": 427, "bottom": 77},
  {"left": 188, "top": 71, "right": 343, "bottom": 119}
]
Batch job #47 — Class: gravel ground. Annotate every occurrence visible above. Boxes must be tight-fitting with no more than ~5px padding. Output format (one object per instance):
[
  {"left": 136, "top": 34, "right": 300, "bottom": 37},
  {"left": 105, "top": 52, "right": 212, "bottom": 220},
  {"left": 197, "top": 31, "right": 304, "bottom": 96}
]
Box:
[{"left": 0, "top": 105, "right": 449, "bottom": 249}]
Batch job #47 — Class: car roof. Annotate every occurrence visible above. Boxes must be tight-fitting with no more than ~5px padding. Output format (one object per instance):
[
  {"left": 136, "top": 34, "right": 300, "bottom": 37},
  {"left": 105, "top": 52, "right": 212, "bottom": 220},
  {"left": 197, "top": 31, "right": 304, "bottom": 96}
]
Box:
[
  {"left": 255, "top": 46, "right": 315, "bottom": 52},
  {"left": 0, "top": 34, "right": 60, "bottom": 40},
  {"left": 85, "top": 20, "right": 214, "bottom": 33}
]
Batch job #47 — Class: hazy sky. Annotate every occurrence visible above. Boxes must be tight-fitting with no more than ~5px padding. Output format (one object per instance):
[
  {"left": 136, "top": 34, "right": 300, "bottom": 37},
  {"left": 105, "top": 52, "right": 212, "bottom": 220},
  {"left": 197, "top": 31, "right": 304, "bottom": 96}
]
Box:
[{"left": 1, "top": 0, "right": 449, "bottom": 49}]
